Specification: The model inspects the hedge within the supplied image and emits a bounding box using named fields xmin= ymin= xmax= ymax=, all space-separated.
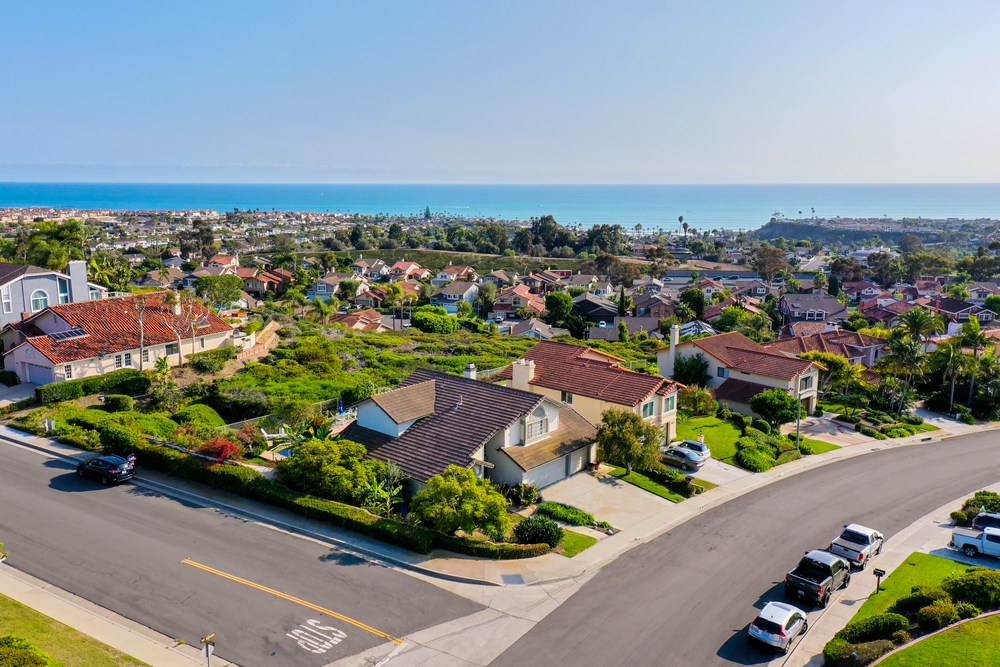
xmin=536 ymin=501 xmax=595 ymax=526
xmin=736 ymin=447 xmax=774 ymax=472
xmin=835 ymin=613 xmax=908 ymax=644
xmin=103 ymin=394 xmax=134 ymax=413
xmin=751 ymin=419 xmax=771 ymax=434
xmin=775 ymin=449 xmax=802 ymax=465
xmin=917 ymin=602 xmax=959 ymax=631
xmin=187 ymin=346 xmax=238 ymax=373
xmin=888 ymin=585 xmax=949 ymax=616
xmin=173 ymin=404 xmax=226 ymax=428
xmin=0 ymin=370 xmax=19 ymax=387
xmin=97 ymin=424 xmax=549 ymax=559
xmin=941 ymin=568 xmax=1000 ymax=610
xmin=823 ymin=638 xmax=894 ymax=667
xmin=512 ymin=516 xmax=564 ymax=548
xmin=35 ymin=368 xmax=147 ymax=404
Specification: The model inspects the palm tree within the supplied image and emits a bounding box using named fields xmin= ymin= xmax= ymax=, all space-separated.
xmin=673 ymin=304 xmax=693 ymax=323
xmin=898 ymin=308 xmax=944 ymax=350
xmin=960 ymin=317 xmax=990 ymax=404
xmin=309 ymin=296 xmax=333 ymax=324
xmin=931 ymin=338 xmax=973 ymax=414
xmin=283 ymin=288 xmax=308 ymax=316
xmin=680 ymin=216 xmax=688 ymax=246
xmin=879 ymin=331 xmax=927 ymax=413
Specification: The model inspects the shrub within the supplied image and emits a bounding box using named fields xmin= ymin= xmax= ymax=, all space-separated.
xmin=510 ymin=482 xmax=540 ymax=507
xmin=173 ymin=404 xmax=226 ymax=428
xmin=799 ymin=440 xmax=818 ymax=455
xmin=888 ymin=586 xmax=950 ymax=616
xmin=917 ymin=602 xmax=959 ymax=631
xmin=751 ymin=419 xmax=771 ymax=434
xmin=890 ymin=630 xmax=911 ymax=645
xmin=813 ymin=408 xmax=824 ymax=417
xmin=942 ymin=568 xmax=1000 ymax=610
xmin=0 ymin=370 xmax=19 ymax=387
xmin=776 ymin=449 xmax=802 ymax=465
xmin=899 ymin=414 xmax=924 ymax=425
xmin=103 ymin=394 xmax=134 ymax=413
xmin=57 ymin=429 xmax=101 ymax=451
xmin=960 ymin=412 xmax=976 ymax=425
xmin=198 ymin=436 xmax=243 ymax=461
xmin=536 ymin=501 xmax=595 ymax=526
xmin=0 ymin=635 xmax=55 ymax=667
xmin=822 ymin=638 xmax=894 ymax=667
xmin=232 ymin=422 xmax=268 ymax=457
xmin=743 ymin=427 xmax=768 ymax=441
xmin=35 ymin=368 xmax=144 ymax=404
xmin=513 ymin=516 xmax=564 ymax=548
xmin=836 ymin=413 xmax=861 ymax=424
xmin=951 ymin=511 xmax=970 ymax=526
xmin=118 ymin=375 xmax=152 ymax=396
xmin=956 ymin=602 xmax=981 ymax=619
xmin=835 ymin=612 xmax=908 ymax=644
xmin=736 ymin=447 xmax=774 ymax=472
xmin=963 ymin=490 xmax=1000 ymax=515
xmin=856 ymin=424 xmax=887 ymax=439
xmin=188 ymin=347 xmax=238 ymax=373
xmin=731 ymin=413 xmax=753 ymax=432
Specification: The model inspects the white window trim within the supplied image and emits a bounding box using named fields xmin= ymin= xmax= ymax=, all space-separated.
xmin=114 ymin=354 xmax=123 ymax=369
xmin=0 ymin=285 xmax=10 ymax=314
xmin=58 ymin=278 xmax=70 ymax=304
xmin=142 ymin=349 xmax=150 ymax=363
xmin=30 ymin=289 xmax=49 ymax=313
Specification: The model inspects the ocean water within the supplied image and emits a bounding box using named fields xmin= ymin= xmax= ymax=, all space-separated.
xmin=1 ymin=182 xmax=999 ymax=231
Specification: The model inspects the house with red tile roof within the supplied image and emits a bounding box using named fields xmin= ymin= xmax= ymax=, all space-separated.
xmin=327 ymin=309 xmax=391 ymax=332
xmin=761 ymin=330 xmax=887 ymax=367
xmin=656 ymin=329 xmax=823 ymax=415
xmin=495 ymin=339 xmax=683 ymax=441
xmin=1 ymin=293 xmax=237 ymax=385
xmin=492 ymin=284 xmax=544 ymax=321
xmin=203 ymin=255 xmax=239 ymax=269
xmin=387 ymin=261 xmax=431 ymax=282
xmin=430 ymin=263 xmax=478 ymax=285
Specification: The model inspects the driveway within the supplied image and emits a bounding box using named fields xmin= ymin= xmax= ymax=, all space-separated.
xmin=540 ymin=469 xmax=677 ymax=530
xmin=0 ymin=382 xmax=37 ymax=407
xmin=692 ymin=457 xmax=751 ymax=486
xmin=781 ymin=413 xmax=873 ymax=447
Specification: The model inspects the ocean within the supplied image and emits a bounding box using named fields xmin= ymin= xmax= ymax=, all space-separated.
xmin=1 ymin=182 xmax=999 ymax=231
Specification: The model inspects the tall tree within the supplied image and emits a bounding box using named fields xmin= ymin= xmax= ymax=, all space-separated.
xmin=596 ymin=408 xmax=662 ymax=475
xmin=930 ymin=338 xmax=972 ymax=414
xmin=751 ymin=246 xmax=790 ymax=284
xmin=961 ymin=317 xmax=990 ymax=405
xmin=193 ymin=274 xmax=245 ymax=313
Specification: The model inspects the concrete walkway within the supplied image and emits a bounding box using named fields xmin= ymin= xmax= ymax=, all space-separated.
xmin=780 ymin=482 xmax=1000 ymax=667
xmin=0 ymin=382 xmax=37 ymax=407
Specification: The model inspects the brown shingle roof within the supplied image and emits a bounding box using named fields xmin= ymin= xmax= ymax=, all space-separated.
xmin=501 ymin=407 xmax=594 ymax=471
xmin=370 ymin=380 xmax=436 ymax=423
xmin=663 ymin=331 xmax=820 ymax=381
xmin=714 ymin=378 xmax=782 ymax=404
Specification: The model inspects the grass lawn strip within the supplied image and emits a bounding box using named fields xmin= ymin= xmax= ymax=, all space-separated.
xmin=609 ymin=467 xmax=684 ymax=503
xmin=798 ymin=437 xmax=840 ymax=454
xmin=558 ymin=530 xmax=599 ymax=558
xmin=0 ymin=592 xmax=148 ymax=667
xmin=877 ymin=612 xmax=1000 ymax=667
xmin=853 ymin=552 xmax=970 ymax=621
xmin=675 ymin=416 xmax=742 ymax=464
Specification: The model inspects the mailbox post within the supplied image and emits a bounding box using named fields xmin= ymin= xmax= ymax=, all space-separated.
xmin=873 ymin=568 xmax=886 ymax=594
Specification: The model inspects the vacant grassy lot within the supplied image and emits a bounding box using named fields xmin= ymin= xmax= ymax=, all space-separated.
xmin=0 ymin=592 xmax=147 ymax=667
xmin=675 ymin=416 xmax=742 ymax=463
xmin=878 ymin=613 xmax=1000 ymax=667
xmin=853 ymin=552 xmax=971 ymax=621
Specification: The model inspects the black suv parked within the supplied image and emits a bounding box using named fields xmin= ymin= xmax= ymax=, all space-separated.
xmin=76 ymin=456 xmax=135 ymax=486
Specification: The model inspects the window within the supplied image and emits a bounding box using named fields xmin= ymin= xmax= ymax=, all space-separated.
xmin=58 ymin=278 xmax=70 ymax=304
xmin=30 ymin=290 xmax=48 ymax=312
xmin=665 ymin=395 xmax=676 ymax=412
xmin=142 ymin=349 xmax=150 ymax=363
xmin=64 ymin=365 xmax=72 ymax=379
xmin=89 ymin=289 xmax=101 ymax=300
xmin=717 ymin=367 xmax=729 ymax=378
xmin=166 ymin=343 xmax=179 ymax=355
xmin=0 ymin=285 xmax=10 ymax=314
xmin=114 ymin=354 xmax=123 ymax=369
xmin=642 ymin=401 xmax=655 ymax=418
xmin=800 ymin=375 xmax=813 ymax=391
xmin=526 ymin=418 xmax=548 ymax=440
xmin=124 ymin=352 xmax=132 ymax=367
xmin=199 ymin=337 xmax=206 ymax=350
xmin=560 ymin=391 xmax=573 ymax=405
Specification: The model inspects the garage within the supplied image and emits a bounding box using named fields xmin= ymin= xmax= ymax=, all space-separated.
xmin=526 ymin=457 xmax=567 ymax=489
xmin=568 ymin=447 xmax=588 ymax=475
xmin=24 ymin=363 xmax=53 ymax=385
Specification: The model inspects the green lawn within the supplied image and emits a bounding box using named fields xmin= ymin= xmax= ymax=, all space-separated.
xmin=0 ymin=592 xmax=147 ymax=667
xmin=817 ymin=399 xmax=852 ymax=414
xmin=878 ymin=613 xmax=1000 ymax=667
xmin=558 ymin=530 xmax=599 ymax=558
xmin=608 ymin=467 xmax=715 ymax=503
xmin=799 ymin=437 xmax=840 ymax=455
xmin=675 ymin=416 xmax=742 ymax=463
xmin=853 ymin=552 xmax=971 ymax=621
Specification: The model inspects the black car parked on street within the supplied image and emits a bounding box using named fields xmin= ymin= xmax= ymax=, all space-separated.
xmin=76 ymin=455 xmax=135 ymax=486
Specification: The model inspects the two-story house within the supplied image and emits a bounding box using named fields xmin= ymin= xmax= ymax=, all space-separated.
xmin=633 ymin=291 xmax=675 ymax=318
xmin=761 ymin=329 xmax=887 ymax=367
xmin=657 ymin=328 xmax=823 ymax=416
xmin=571 ymin=292 xmax=618 ymax=323
xmin=521 ymin=270 xmax=566 ymax=295
xmin=430 ymin=263 xmax=478 ymax=286
xmin=386 ymin=261 xmax=431 ymax=282
xmin=340 ymin=367 xmax=596 ymax=491
xmin=203 ymin=255 xmax=239 ymax=270
xmin=778 ymin=293 xmax=849 ymax=324
xmin=350 ymin=257 xmax=388 ymax=279
xmin=429 ymin=282 xmax=479 ymax=313
xmin=841 ymin=281 xmax=882 ymax=302
xmin=0 ymin=261 xmax=106 ymax=329
xmin=482 ymin=270 xmax=518 ymax=287
xmin=492 ymin=285 xmax=543 ymax=321
xmin=927 ymin=297 xmax=996 ymax=326
xmin=496 ymin=340 xmax=683 ymax=442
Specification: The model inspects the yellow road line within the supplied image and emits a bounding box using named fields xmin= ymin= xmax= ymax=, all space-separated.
xmin=180 ymin=558 xmax=402 ymax=644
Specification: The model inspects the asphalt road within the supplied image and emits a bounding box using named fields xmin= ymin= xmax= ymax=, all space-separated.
xmin=492 ymin=431 xmax=1000 ymax=667
xmin=0 ymin=443 xmax=482 ymax=667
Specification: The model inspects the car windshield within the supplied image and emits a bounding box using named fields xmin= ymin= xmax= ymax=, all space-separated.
xmin=796 ymin=560 xmax=829 ymax=580
xmin=839 ymin=530 xmax=869 ymax=545
xmin=753 ymin=617 xmax=782 ymax=635
xmin=683 ymin=442 xmax=708 ymax=452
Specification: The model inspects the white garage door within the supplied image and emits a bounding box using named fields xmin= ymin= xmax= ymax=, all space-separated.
xmin=568 ymin=448 xmax=587 ymax=475
xmin=528 ymin=457 xmax=567 ymax=489
xmin=25 ymin=364 xmax=53 ymax=385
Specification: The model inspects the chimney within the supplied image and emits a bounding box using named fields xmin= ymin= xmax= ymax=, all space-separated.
xmin=665 ymin=324 xmax=681 ymax=379
xmin=464 ymin=363 xmax=477 ymax=380
xmin=20 ymin=312 xmax=29 ymax=321
xmin=67 ymin=260 xmax=91 ymax=302
xmin=511 ymin=359 xmax=535 ymax=391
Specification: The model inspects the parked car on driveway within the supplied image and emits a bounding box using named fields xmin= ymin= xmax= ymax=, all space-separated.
xmin=748 ymin=601 xmax=808 ymax=654
xmin=669 ymin=439 xmax=712 ymax=466
xmin=828 ymin=524 xmax=884 ymax=569
xmin=972 ymin=511 xmax=1000 ymax=530
xmin=784 ymin=550 xmax=851 ymax=607
xmin=661 ymin=446 xmax=706 ymax=472
xmin=951 ymin=525 xmax=1000 ymax=559
xmin=76 ymin=455 xmax=135 ymax=486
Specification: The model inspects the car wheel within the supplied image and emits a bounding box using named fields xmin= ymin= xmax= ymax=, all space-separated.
xmin=802 ymin=621 xmax=808 ymax=633
xmin=76 ymin=468 xmax=84 ymax=477
xmin=859 ymin=558 xmax=867 ymax=571
xmin=820 ymin=592 xmax=831 ymax=608
xmin=680 ymin=463 xmax=690 ymax=471
xmin=101 ymin=475 xmax=110 ymax=486
xmin=843 ymin=573 xmax=852 ymax=589
xmin=964 ymin=545 xmax=978 ymax=559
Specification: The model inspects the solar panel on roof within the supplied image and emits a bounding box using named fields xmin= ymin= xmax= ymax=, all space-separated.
xmin=48 ymin=329 xmax=88 ymax=341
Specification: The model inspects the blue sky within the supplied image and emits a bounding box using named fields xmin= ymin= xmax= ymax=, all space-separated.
xmin=2 ymin=1 xmax=999 ymax=184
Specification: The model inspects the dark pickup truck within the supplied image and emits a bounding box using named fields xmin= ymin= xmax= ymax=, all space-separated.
xmin=784 ymin=550 xmax=852 ymax=607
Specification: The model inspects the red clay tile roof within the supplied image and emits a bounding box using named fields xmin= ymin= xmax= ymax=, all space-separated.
xmin=495 ymin=339 xmax=680 ymax=407
xmin=715 ymin=378 xmax=784 ymax=404
xmin=6 ymin=293 xmax=233 ymax=365
xmin=667 ymin=331 xmax=820 ymax=381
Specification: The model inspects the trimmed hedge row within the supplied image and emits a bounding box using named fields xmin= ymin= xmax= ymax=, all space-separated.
xmin=834 ymin=612 xmax=908 ymax=645
xmin=96 ymin=424 xmax=549 ymax=559
xmin=536 ymin=501 xmax=595 ymax=526
xmin=0 ymin=634 xmax=58 ymax=666
xmin=0 ymin=370 xmax=19 ymax=387
xmin=35 ymin=368 xmax=150 ymax=404
xmin=823 ymin=638 xmax=894 ymax=667
xmin=187 ymin=346 xmax=238 ymax=373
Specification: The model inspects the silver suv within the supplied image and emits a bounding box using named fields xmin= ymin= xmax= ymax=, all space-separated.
xmin=749 ymin=601 xmax=807 ymax=654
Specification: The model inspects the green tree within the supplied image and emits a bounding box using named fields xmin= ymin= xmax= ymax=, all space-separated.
xmin=751 ymin=246 xmax=790 ymax=284
xmin=276 ymin=438 xmax=383 ymax=503
xmin=596 ymin=408 xmax=662 ymax=475
xmin=544 ymin=291 xmax=573 ymax=325
xmin=193 ymin=274 xmax=245 ymax=312
xmin=617 ymin=285 xmax=630 ymax=316
xmin=456 ymin=299 xmax=473 ymax=317
xmin=409 ymin=465 xmax=511 ymax=536
xmin=984 ymin=295 xmax=1000 ymax=317
xmin=961 ymin=317 xmax=990 ymax=405
xmin=617 ymin=320 xmax=629 ymax=343
xmin=679 ymin=288 xmax=705 ymax=319
xmin=827 ymin=274 xmax=841 ymax=297
xmin=475 ymin=281 xmax=498 ymax=315
xmin=749 ymin=387 xmax=802 ymax=429
xmin=930 ymin=338 xmax=972 ymax=414
xmin=671 ymin=353 xmax=710 ymax=387
xmin=309 ymin=296 xmax=334 ymax=324
xmin=26 ymin=219 xmax=87 ymax=271
xmin=898 ymin=308 xmax=944 ymax=347
xmin=800 ymin=351 xmax=849 ymax=396
xmin=716 ymin=305 xmax=749 ymax=331
xmin=338 ymin=278 xmax=361 ymax=300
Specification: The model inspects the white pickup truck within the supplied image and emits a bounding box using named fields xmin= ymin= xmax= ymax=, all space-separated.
xmin=950 ymin=526 xmax=1000 ymax=559
xmin=827 ymin=524 xmax=884 ymax=569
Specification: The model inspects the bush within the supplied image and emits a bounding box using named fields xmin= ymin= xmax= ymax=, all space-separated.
xmin=823 ymin=638 xmax=894 ymax=667
xmin=917 ymin=602 xmax=959 ymax=631
xmin=856 ymin=424 xmax=887 ymax=439
xmin=435 ymin=534 xmax=550 ymax=559
xmin=813 ymin=408 xmax=824 ymax=417
xmin=0 ymin=370 xmax=19 ymax=387
xmin=731 ymin=413 xmax=753 ymax=432
xmin=188 ymin=346 xmax=238 ymax=373
xmin=410 ymin=312 xmax=460 ymax=334
xmin=962 ymin=490 xmax=1000 ymax=515
xmin=942 ymin=568 xmax=1000 ymax=610
xmin=899 ymin=414 xmax=924 ymax=425
xmin=956 ymin=602 xmax=981 ymax=619
xmin=776 ymin=449 xmax=802 ymax=465
xmin=736 ymin=447 xmax=774 ymax=472
xmin=835 ymin=612 xmax=909 ymax=644
xmin=951 ymin=511 xmax=970 ymax=526
xmin=888 ymin=586 xmax=950 ymax=616
xmin=0 ymin=635 xmax=55 ymax=667
xmin=103 ymin=394 xmax=134 ymax=413
xmin=836 ymin=413 xmax=861 ymax=424
xmin=536 ymin=501 xmax=595 ymax=526
xmin=799 ymin=440 xmax=818 ymax=455
xmin=751 ymin=419 xmax=771 ymax=434
xmin=890 ymin=630 xmax=911 ymax=645
xmin=198 ymin=436 xmax=243 ymax=461
xmin=173 ymin=404 xmax=226 ymax=428
xmin=513 ymin=516 xmax=564 ymax=548
xmin=35 ymin=368 xmax=144 ymax=404
xmin=959 ymin=412 xmax=976 ymax=425
xmin=510 ymin=482 xmax=540 ymax=507
xmin=118 ymin=375 xmax=152 ymax=396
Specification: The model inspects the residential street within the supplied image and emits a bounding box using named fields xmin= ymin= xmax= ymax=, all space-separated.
xmin=0 ymin=443 xmax=482 ymax=667
xmin=491 ymin=430 xmax=1000 ymax=667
